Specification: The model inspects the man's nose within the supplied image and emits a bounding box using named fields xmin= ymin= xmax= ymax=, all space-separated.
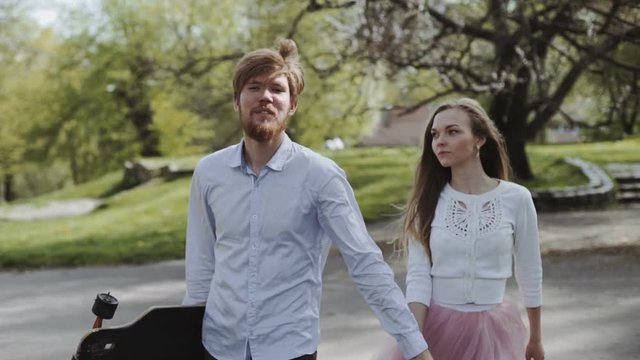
xmin=258 ymin=88 xmax=273 ymax=102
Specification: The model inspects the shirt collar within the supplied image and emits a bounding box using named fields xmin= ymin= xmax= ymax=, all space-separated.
xmin=226 ymin=133 xmax=293 ymax=173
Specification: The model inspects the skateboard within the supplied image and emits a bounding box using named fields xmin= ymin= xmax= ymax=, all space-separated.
xmin=72 ymin=293 xmax=206 ymax=360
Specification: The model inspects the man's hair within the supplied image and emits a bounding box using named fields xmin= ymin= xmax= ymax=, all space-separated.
xmin=232 ymin=38 xmax=305 ymax=101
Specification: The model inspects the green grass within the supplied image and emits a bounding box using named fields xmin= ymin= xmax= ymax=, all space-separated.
xmin=1 ymin=137 xmax=639 ymax=270
xmin=528 ymin=136 xmax=640 ymax=165
xmin=35 ymin=172 xmax=125 ymax=201
xmin=0 ymin=178 xmax=191 ymax=269
xmin=519 ymin=152 xmax=588 ymax=190
xmin=328 ymin=147 xmax=420 ymax=222
xmin=524 ymin=136 xmax=640 ymax=189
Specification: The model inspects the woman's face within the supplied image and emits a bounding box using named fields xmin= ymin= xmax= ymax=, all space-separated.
xmin=430 ymin=108 xmax=483 ymax=168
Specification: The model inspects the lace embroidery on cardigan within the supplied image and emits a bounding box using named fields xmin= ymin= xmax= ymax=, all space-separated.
xmin=444 ymin=197 xmax=502 ymax=239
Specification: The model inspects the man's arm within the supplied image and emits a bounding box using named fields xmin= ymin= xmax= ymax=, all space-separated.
xmin=316 ymin=174 xmax=429 ymax=359
xmin=183 ymin=170 xmax=217 ymax=305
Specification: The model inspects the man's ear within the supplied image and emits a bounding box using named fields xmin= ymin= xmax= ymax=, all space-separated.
xmin=289 ymin=96 xmax=298 ymax=116
xmin=233 ymin=95 xmax=240 ymax=112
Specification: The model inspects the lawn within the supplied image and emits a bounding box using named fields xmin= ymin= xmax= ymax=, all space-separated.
xmin=1 ymin=137 xmax=639 ymax=269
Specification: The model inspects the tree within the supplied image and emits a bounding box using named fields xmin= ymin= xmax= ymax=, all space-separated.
xmin=342 ymin=0 xmax=640 ymax=179
xmin=0 ymin=0 xmax=41 ymax=201
xmin=589 ymin=43 xmax=640 ymax=138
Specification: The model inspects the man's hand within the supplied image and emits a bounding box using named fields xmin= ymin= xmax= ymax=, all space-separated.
xmin=411 ymin=350 xmax=434 ymax=360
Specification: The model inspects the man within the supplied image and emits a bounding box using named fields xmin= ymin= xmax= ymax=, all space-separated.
xmin=183 ymin=38 xmax=432 ymax=360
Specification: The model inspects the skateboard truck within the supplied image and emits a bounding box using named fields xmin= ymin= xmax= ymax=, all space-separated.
xmin=91 ymin=292 xmax=118 ymax=329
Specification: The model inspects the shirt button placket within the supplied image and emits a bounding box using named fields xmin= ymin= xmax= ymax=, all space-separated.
xmin=248 ymin=177 xmax=260 ymax=331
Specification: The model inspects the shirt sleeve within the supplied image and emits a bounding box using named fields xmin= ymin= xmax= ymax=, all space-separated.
xmin=316 ymin=173 xmax=428 ymax=358
xmin=406 ymin=238 xmax=432 ymax=306
xmin=513 ymin=189 xmax=543 ymax=307
xmin=183 ymin=169 xmax=217 ymax=305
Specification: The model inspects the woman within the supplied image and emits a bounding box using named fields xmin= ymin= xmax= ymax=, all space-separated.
xmin=379 ymin=98 xmax=544 ymax=359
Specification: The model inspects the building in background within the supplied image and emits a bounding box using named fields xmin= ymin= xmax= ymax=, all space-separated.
xmin=359 ymin=105 xmax=431 ymax=146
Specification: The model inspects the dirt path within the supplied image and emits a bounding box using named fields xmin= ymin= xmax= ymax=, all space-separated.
xmin=0 ymin=198 xmax=102 ymax=221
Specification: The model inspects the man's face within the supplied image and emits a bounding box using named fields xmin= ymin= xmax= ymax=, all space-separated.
xmin=234 ymin=73 xmax=297 ymax=142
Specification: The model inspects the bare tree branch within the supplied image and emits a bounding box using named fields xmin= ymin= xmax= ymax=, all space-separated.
xmin=426 ymin=5 xmax=495 ymax=40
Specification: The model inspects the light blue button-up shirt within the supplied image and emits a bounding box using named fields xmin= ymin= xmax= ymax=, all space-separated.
xmin=183 ymin=135 xmax=427 ymax=360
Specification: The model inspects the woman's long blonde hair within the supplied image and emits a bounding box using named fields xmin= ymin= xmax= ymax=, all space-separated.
xmin=403 ymin=98 xmax=511 ymax=260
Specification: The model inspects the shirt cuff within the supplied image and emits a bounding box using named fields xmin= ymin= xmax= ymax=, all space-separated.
xmin=182 ymin=290 xmax=206 ymax=306
xmin=523 ymin=294 xmax=543 ymax=308
xmin=397 ymin=331 xmax=428 ymax=359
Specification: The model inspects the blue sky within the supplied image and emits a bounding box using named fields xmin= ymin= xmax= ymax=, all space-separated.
xmin=29 ymin=0 xmax=98 ymax=27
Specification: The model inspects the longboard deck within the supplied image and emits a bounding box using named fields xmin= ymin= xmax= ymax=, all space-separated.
xmin=72 ymin=305 xmax=205 ymax=360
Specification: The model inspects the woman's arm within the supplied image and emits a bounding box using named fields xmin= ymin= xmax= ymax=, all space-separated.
xmin=409 ymin=302 xmax=429 ymax=331
xmin=526 ymin=306 xmax=544 ymax=359
xmin=406 ymin=239 xmax=433 ymax=313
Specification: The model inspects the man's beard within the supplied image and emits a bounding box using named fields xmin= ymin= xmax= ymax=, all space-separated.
xmin=241 ymin=111 xmax=288 ymax=142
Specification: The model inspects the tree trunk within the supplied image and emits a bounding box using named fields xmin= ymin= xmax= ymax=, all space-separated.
xmin=68 ymin=131 xmax=80 ymax=185
xmin=3 ymin=173 xmax=16 ymax=202
xmin=505 ymin=137 xmax=534 ymax=180
xmin=130 ymin=102 xmax=161 ymax=157
xmin=489 ymin=69 xmax=535 ymax=181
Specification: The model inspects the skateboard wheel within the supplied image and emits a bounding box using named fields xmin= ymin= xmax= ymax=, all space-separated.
xmin=92 ymin=292 xmax=119 ymax=320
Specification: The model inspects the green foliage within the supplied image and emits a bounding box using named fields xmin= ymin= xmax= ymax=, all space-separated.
xmin=2 ymin=139 xmax=640 ymax=269
xmin=4 ymin=0 xmax=638 ymax=200
xmin=151 ymin=93 xmax=213 ymax=156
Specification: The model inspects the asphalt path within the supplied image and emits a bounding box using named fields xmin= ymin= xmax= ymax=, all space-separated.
xmin=1 ymin=250 xmax=639 ymax=360
xmin=1 ymin=206 xmax=639 ymax=359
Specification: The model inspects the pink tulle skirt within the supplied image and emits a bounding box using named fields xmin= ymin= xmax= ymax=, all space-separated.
xmin=373 ymin=300 xmax=527 ymax=360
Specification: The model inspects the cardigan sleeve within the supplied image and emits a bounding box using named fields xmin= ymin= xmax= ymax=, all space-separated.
xmin=406 ymin=238 xmax=433 ymax=306
xmin=513 ymin=189 xmax=543 ymax=307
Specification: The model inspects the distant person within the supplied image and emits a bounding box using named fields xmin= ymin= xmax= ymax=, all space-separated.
xmin=324 ymin=136 xmax=345 ymax=151
xmin=182 ymin=38 xmax=432 ymax=360
xmin=377 ymin=98 xmax=544 ymax=360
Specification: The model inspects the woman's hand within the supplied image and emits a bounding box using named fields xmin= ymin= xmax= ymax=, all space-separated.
xmin=525 ymin=340 xmax=544 ymax=359
xmin=412 ymin=350 xmax=434 ymax=360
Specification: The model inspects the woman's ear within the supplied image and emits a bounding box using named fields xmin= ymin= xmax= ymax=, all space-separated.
xmin=477 ymin=137 xmax=487 ymax=148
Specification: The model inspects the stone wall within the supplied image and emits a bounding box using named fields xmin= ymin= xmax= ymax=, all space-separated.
xmin=122 ymin=160 xmax=193 ymax=188
xmin=531 ymin=157 xmax=615 ymax=211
